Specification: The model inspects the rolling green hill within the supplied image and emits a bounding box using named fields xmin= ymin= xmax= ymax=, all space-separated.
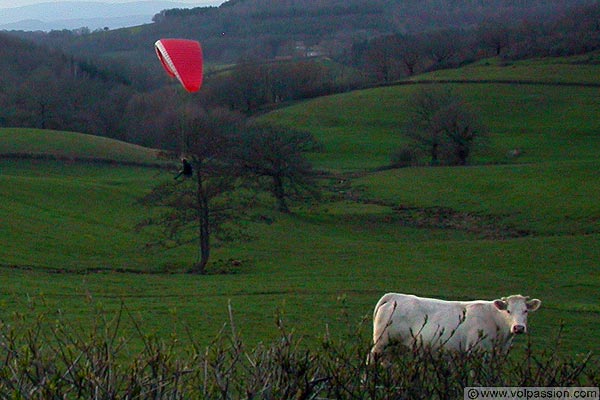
xmin=412 ymin=53 xmax=600 ymax=85
xmin=0 ymin=129 xmax=169 ymax=272
xmin=0 ymin=56 xmax=599 ymax=357
xmin=0 ymin=128 xmax=163 ymax=164
xmin=264 ymin=56 xmax=600 ymax=171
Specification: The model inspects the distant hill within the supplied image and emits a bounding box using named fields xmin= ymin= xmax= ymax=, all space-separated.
xmin=0 ymin=32 xmax=139 ymax=139
xmin=11 ymin=0 xmax=597 ymax=64
xmin=2 ymin=0 xmax=599 ymax=145
xmin=0 ymin=1 xmax=216 ymax=31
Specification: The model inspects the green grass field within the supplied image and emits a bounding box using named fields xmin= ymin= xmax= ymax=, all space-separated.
xmin=264 ymin=82 xmax=600 ymax=170
xmin=1 ymin=56 xmax=599 ymax=357
xmin=413 ymin=53 xmax=600 ymax=85
xmin=0 ymin=128 xmax=162 ymax=164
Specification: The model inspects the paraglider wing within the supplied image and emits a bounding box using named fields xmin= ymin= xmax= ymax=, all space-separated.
xmin=154 ymin=39 xmax=203 ymax=92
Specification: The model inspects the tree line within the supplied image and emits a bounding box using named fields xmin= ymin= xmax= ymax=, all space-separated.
xmin=1 ymin=2 xmax=598 ymax=149
xmin=10 ymin=0 xmax=596 ymax=68
xmin=349 ymin=3 xmax=600 ymax=82
xmin=0 ymin=34 xmax=135 ymax=137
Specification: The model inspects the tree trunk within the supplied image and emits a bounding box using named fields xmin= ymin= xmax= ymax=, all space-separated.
xmin=273 ymin=175 xmax=290 ymax=213
xmin=456 ymin=145 xmax=469 ymax=166
xmin=193 ymin=164 xmax=210 ymax=274
xmin=430 ymin=142 xmax=439 ymax=166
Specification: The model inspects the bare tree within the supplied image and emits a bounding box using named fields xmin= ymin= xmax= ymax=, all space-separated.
xmin=424 ymin=29 xmax=464 ymax=70
xmin=403 ymin=88 xmax=447 ymax=166
xmin=397 ymin=34 xmax=425 ymax=76
xmin=364 ymin=35 xmax=404 ymax=82
xmin=139 ymin=107 xmax=246 ymax=274
xmin=121 ymin=88 xmax=181 ymax=148
xmin=434 ymin=98 xmax=485 ymax=165
xmin=230 ymin=57 xmax=270 ymax=112
xmin=235 ymin=123 xmax=319 ymax=213
xmin=16 ymin=68 xmax=63 ymax=129
xmin=401 ymin=87 xmax=486 ymax=166
xmin=477 ymin=21 xmax=512 ymax=56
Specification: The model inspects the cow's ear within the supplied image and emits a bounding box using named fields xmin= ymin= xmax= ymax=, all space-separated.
xmin=526 ymin=299 xmax=541 ymax=311
xmin=493 ymin=299 xmax=508 ymax=310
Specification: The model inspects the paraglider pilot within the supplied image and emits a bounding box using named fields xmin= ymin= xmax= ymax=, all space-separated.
xmin=174 ymin=158 xmax=193 ymax=180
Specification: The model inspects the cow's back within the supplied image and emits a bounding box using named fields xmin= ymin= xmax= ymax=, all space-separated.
xmin=373 ymin=293 xmax=468 ymax=349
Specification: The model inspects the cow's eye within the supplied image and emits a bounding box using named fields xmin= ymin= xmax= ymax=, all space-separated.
xmin=506 ymin=310 xmax=511 ymax=314
xmin=523 ymin=310 xmax=528 ymax=314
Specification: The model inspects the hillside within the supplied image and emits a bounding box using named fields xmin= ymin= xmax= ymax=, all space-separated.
xmin=266 ymin=56 xmax=600 ymax=168
xmin=0 ymin=128 xmax=164 ymax=164
xmin=0 ymin=129 xmax=168 ymax=272
xmin=411 ymin=53 xmax=600 ymax=85
xmin=2 ymin=1 xmax=599 ymax=146
xmin=1 ymin=56 xmax=599 ymax=357
xmin=12 ymin=0 xmax=597 ymax=65
xmin=0 ymin=33 xmax=141 ymax=140
xmin=263 ymin=55 xmax=600 ymax=235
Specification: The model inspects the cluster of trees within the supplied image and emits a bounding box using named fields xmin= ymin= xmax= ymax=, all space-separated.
xmin=201 ymin=2 xmax=600 ymax=113
xmin=112 ymin=57 xmax=357 ymax=149
xmin=12 ymin=0 xmax=597 ymax=66
xmin=0 ymin=34 xmax=136 ymax=137
xmin=394 ymin=88 xmax=486 ymax=167
xmin=145 ymin=0 xmax=596 ymax=63
xmin=201 ymin=59 xmax=362 ymax=113
xmin=351 ymin=3 xmax=600 ymax=81
xmin=0 ymin=32 xmax=358 ymax=146
xmin=138 ymin=106 xmax=319 ymax=273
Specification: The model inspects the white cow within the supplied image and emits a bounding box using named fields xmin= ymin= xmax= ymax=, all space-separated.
xmin=369 ymin=293 xmax=541 ymax=363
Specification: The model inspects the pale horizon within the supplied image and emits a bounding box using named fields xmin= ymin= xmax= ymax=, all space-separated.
xmin=0 ymin=0 xmax=225 ymax=9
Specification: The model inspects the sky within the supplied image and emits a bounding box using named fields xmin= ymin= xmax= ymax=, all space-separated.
xmin=0 ymin=0 xmax=225 ymax=9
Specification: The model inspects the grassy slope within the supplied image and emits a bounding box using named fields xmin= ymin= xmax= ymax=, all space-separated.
xmin=259 ymin=55 xmax=600 ymax=353
xmin=413 ymin=52 xmax=600 ymax=85
xmin=0 ymin=129 xmax=171 ymax=271
xmin=0 ymin=128 xmax=162 ymax=164
xmin=1 ymin=162 xmax=157 ymax=271
xmin=1 ymin=56 xmax=599 ymax=355
xmin=264 ymin=83 xmax=600 ymax=170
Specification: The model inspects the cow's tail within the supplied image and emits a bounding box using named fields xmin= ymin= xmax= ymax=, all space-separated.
xmin=373 ymin=293 xmax=397 ymax=321
xmin=369 ymin=293 xmax=398 ymax=365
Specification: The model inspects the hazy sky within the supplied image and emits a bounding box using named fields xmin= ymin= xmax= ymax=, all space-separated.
xmin=0 ymin=0 xmax=225 ymax=9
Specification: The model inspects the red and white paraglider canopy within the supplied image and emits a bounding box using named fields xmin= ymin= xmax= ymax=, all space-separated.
xmin=154 ymin=39 xmax=203 ymax=93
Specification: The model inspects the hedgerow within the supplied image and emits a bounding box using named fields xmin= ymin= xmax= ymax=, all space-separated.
xmin=0 ymin=301 xmax=597 ymax=399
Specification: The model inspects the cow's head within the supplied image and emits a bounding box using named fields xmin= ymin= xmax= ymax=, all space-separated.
xmin=493 ymin=295 xmax=541 ymax=334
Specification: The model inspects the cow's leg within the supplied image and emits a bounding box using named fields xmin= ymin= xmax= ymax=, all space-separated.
xmin=368 ymin=336 xmax=389 ymax=365
xmin=368 ymin=301 xmax=397 ymax=365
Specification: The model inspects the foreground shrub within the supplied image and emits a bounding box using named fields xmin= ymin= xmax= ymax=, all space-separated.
xmin=0 ymin=303 xmax=597 ymax=399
